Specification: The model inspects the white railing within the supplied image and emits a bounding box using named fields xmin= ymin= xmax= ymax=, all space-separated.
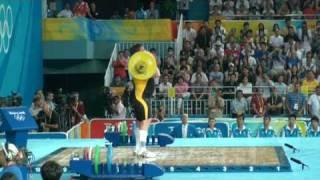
xmin=175 ymin=14 xmax=184 ymax=61
xmin=104 ymin=44 xmax=118 ymax=86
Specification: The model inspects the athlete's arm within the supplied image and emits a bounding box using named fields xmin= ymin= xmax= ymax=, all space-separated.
xmin=154 ymin=67 xmax=161 ymax=78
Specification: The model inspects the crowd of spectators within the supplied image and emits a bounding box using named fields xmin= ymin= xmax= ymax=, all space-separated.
xmin=109 ymin=17 xmax=320 ymax=120
xmin=45 ymin=0 xmax=320 ymax=20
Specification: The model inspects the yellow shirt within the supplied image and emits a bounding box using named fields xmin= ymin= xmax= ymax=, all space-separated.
xmin=301 ymin=80 xmax=319 ymax=95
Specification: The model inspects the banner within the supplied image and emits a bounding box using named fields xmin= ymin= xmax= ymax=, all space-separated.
xmin=0 ymin=0 xmax=42 ymax=105
xmin=43 ymin=18 xmax=173 ymax=41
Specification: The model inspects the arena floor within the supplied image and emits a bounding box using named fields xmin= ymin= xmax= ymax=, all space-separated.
xmin=0 ymin=138 xmax=318 ymax=180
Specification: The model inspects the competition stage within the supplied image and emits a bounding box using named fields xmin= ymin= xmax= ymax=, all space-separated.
xmin=7 ymin=137 xmax=319 ymax=180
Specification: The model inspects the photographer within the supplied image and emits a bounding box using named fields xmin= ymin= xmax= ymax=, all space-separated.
xmin=66 ymin=92 xmax=87 ymax=128
xmin=0 ymin=143 xmax=26 ymax=179
xmin=30 ymin=95 xmax=59 ymax=132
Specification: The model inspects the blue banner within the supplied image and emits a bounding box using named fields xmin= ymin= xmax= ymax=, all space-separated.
xmin=0 ymin=0 xmax=42 ymax=105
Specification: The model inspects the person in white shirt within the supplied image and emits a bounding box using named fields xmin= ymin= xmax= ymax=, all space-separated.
xmin=159 ymin=74 xmax=172 ymax=98
xmin=269 ymin=27 xmax=284 ymax=49
xmin=111 ymin=96 xmax=126 ymax=119
xmin=238 ymin=76 xmax=253 ymax=96
xmin=191 ymin=66 xmax=209 ymax=84
xmin=308 ymin=85 xmax=320 ymax=119
xmin=182 ymin=22 xmax=197 ymax=45
xmin=57 ymin=3 xmax=73 ymax=18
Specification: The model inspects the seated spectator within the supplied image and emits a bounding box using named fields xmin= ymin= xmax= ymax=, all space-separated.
xmin=171 ymin=114 xmax=199 ymax=138
xmin=262 ymin=1 xmax=275 ymax=17
xmin=195 ymin=26 xmax=211 ymax=50
xmin=286 ymin=50 xmax=300 ymax=69
xmin=191 ymin=73 xmax=208 ymax=114
xmin=159 ymin=74 xmax=172 ymax=98
xmin=46 ymin=92 xmax=56 ymax=112
xmin=182 ymin=22 xmax=197 ymax=45
xmin=212 ymin=19 xmax=227 ymax=41
xmin=164 ymin=47 xmax=177 ymax=70
xmin=0 ymin=143 xmax=25 ymax=179
xmin=89 ymin=1 xmax=100 ymax=19
xmin=208 ymin=64 xmax=224 ymax=85
xmin=302 ymin=51 xmax=316 ymax=73
xmin=267 ymin=87 xmax=283 ymax=116
xmin=298 ymin=21 xmax=312 ymax=52
xmin=224 ymin=73 xmax=238 ymax=99
xmin=238 ymin=66 xmax=254 ymax=84
xmin=175 ymin=76 xmax=190 ymax=113
xmin=274 ymin=74 xmax=287 ymax=97
xmin=301 ymin=70 xmax=319 ymax=95
xmin=287 ymin=75 xmax=299 ymax=93
xmin=251 ymin=88 xmax=266 ymax=117
xmin=231 ymin=114 xmax=250 ymax=138
xmin=286 ymin=82 xmax=305 ymax=115
xmin=73 ymin=0 xmax=92 ymax=18
xmin=146 ymin=1 xmax=159 ymax=19
xmin=281 ymin=114 xmax=302 ymax=137
xmin=308 ymin=85 xmax=320 ymax=119
xmin=240 ymin=22 xmax=250 ymax=41
xmin=224 ymin=63 xmax=239 ymax=83
xmin=270 ymin=49 xmax=286 ymax=75
xmin=111 ymin=96 xmax=126 ymax=119
xmin=307 ymin=116 xmax=320 ymax=137
xmin=136 ymin=6 xmax=147 ymax=19
xmin=205 ymin=117 xmax=222 ymax=138
xmin=57 ymin=3 xmax=73 ymax=18
xmin=257 ymin=116 xmax=276 ymax=137
xmin=211 ymin=5 xmax=222 ymax=16
xmin=237 ymin=76 xmax=253 ymax=97
xmin=231 ymin=90 xmax=248 ymax=117
xmin=222 ymin=2 xmax=234 ymax=19
xmin=190 ymin=66 xmax=208 ymax=84
xmin=208 ymin=88 xmax=225 ymax=118
xmin=256 ymin=23 xmax=268 ymax=41
xmin=256 ymin=73 xmax=274 ymax=99
xmin=209 ymin=41 xmax=224 ymax=59
xmin=269 ymin=26 xmax=284 ymax=49
xmin=41 ymin=161 xmax=63 ymax=180
xmin=67 ymin=92 xmax=86 ymax=126
xmin=284 ymin=26 xmax=300 ymax=43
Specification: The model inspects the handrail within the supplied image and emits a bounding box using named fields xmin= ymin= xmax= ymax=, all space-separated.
xmin=66 ymin=122 xmax=84 ymax=139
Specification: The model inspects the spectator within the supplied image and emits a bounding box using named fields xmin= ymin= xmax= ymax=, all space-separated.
xmin=284 ymin=26 xmax=300 ymax=43
xmin=255 ymin=73 xmax=274 ymax=99
xmin=171 ymin=114 xmax=199 ymax=138
xmin=238 ymin=76 xmax=253 ymax=97
xmin=205 ymin=117 xmax=222 ymax=138
xmin=286 ymin=82 xmax=305 ymax=115
xmin=111 ymin=11 xmax=121 ymax=19
xmin=104 ymin=87 xmax=114 ymax=117
xmin=113 ymin=51 xmax=127 ymax=81
xmin=224 ymin=63 xmax=239 ymax=84
xmin=231 ymin=114 xmax=250 ymax=138
xmin=89 ymin=1 xmax=100 ymax=19
xmin=30 ymin=95 xmax=53 ymax=132
xmin=191 ymin=73 xmax=208 ymax=114
xmin=159 ymin=74 xmax=172 ymax=98
xmin=177 ymin=0 xmax=193 ymax=20
xmin=251 ymin=88 xmax=266 ymax=117
xmin=307 ymin=116 xmax=320 ymax=137
xmin=208 ymin=64 xmax=224 ymax=85
xmin=156 ymin=105 xmax=166 ymax=122
xmin=301 ymin=71 xmax=319 ymax=95
xmin=46 ymin=92 xmax=56 ymax=112
xmin=308 ymin=85 xmax=320 ymax=119
xmin=57 ymin=3 xmax=73 ymax=18
xmin=111 ymin=76 xmax=125 ymax=87
xmin=146 ymin=1 xmax=159 ymax=19
xmin=240 ymin=22 xmax=250 ymax=41
xmin=195 ymin=26 xmax=211 ymax=50
xmin=67 ymin=92 xmax=86 ymax=126
xmin=164 ymin=47 xmax=177 ymax=69
xmin=209 ymin=0 xmax=222 ymax=15
xmin=190 ymin=66 xmax=208 ymax=84
xmin=73 ymin=0 xmax=92 ymax=18
xmin=111 ymin=96 xmax=126 ymax=119
xmin=298 ymin=21 xmax=312 ymax=52
xmin=175 ymin=76 xmax=190 ymax=113
xmin=208 ymin=88 xmax=225 ymax=118
xmin=287 ymin=75 xmax=299 ymax=92
xmin=269 ymin=26 xmax=284 ymax=49
xmin=238 ymin=66 xmax=254 ymax=84
xmin=257 ymin=115 xmax=276 ymax=137
xmin=209 ymin=41 xmax=224 ymax=59
xmin=136 ymin=5 xmax=147 ymax=19
xmin=41 ymin=161 xmax=63 ymax=180
xmin=302 ymin=51 xmax=316 ymax=73
xmin=224 ymin=73 xmax=238 ymax=99
xmin=222 ymin=2 xmax=234 ymax=19
xmin=262 ymin=1 xmax=275 ymax=17
xmin=211 ymin=5 xmax=222 ymax=16
xmin=182 ymin=22 xmax=197 ymax=45
xmin=270 ymin=49 xmax=286 ymax=75
xmin=256 ymin=23 xmax=268 ymax=42
xmin=47 ymin=0 xmax=57 ymax=17
xmin=0 ymin=143 xmax=24 ymax=180
xmin=231 ymin=90 xmax=248 ymax=117
xmin=274 ymin=74 xmax=287 ymax=97
xmin=267 ymin=87 xmax=283 ymax=116
xmin=281 ymin=114 xmax=302 ymax=137
xmin=235 ymin=0 xmax=250 ymax=12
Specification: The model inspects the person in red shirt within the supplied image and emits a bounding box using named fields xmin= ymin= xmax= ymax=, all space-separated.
xmin=251 ymin=88 xmax=266 ymax=117
xmin=73 ymin=0 xmax=93 ymax=18
xmin=69 ymin=92 xmax=86 ymax=125
xmin=113 ymin=51 xmax=128 ymax=80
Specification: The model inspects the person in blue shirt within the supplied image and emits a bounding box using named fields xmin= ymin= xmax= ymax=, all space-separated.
xmin=171 ymin=114 xmax=199 ymax=138
xmin=257 ymin=115 xmax=276 ymax=137
xmin=0 ymin=143 xmax=24 ymax=180
xmin=281 ymin=114 xmax=302 ymax=137
xmin=205 ymin=117 xmax=222 ymax=138
xmin=231 ymin=114 xmax=251 ymax=138
xmin=307 ymin=116 xmax=320 ymax=137
xmin=285 ymin=82 xmax=305 ymax=116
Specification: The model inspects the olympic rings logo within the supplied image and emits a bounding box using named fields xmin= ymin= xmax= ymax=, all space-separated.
xmin=0 ymin=4 xmax=13 ymax=54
